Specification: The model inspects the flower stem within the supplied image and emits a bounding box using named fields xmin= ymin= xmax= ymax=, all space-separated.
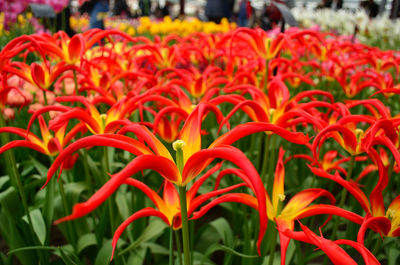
xmin=337 ymin=156 xmax=355 ymax=209
xmin=169 ymin=227 xmax=174 ymax=265
xmin=178 ymin=186 xmax=191 ymax=265
xmin=174 ymin=229 xmax=183 ymax=265
xmin=73 ymin=70 xmax=79 ymax=95
xmin=268 ymin=226 xmax=277 ymax=265
xmin=58 ymin=174 xmax=77 ymax=249
xmin=266 ymin=135 xmax=277 ymax=194
xmin=264 ymin=59 xmax=270 ymax=91
xmin=103 ymin=146 xmax=119 ymax=264
xmin=260 ymin=134 xmax=271 ymax=184
xmin=173 ymin=140 xmax=190 ymax=265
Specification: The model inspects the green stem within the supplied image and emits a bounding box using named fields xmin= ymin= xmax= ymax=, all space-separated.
xmin=61 ymin=9 xmax=66 ymax=32
xmin=248 ymin=133 xmax=257 ymax=163
xmin=103 ymin=146 xmax=118 ymax=264
xmin=43 ymin=90 xmax=48 ymax=106
xmin=73 ymin=70 xmax=79 ymax=95
xmin=264 ymin=59 xmax=269 ymax=91
xmin=242 ymin=209 xmax=251 ymax=265
xmin=173 ymin=140 xmax=190 ymax=265
xmin=268 ymin=226 xmax=277 ymax=265
xmin=58 ymin=175 xmax=77 ymax=250
xmin=174 ymin=230 xmax=183 ymax=265
xmin=372 ymin=235 xmax=382 ymax=256
xmin=178 ymin=186 xmax=191 ymax=265
xmin=169 ymin=227 xmax=174 ymax=265
xmin=81 ymin=149 xmax=100 ymax=247
xmin=260 ymin=134 xmax=271 ymax=185
xmin=266 ymin=135 xmax=277 ymax=194
xmin=338 ymin=156 xmax=355 ymax=208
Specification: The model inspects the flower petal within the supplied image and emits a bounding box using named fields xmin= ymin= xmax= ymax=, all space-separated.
xmin=111 ymin=207 xmax=169 ymax=260
xmin=183 ymin=145 xmax=267 ymax=253
xmin=46 ymin=134 xmax=153 ymax=187
xmin=280 ymin=188 xmax=335 ymax=220
xmin=54 ymin=154 xmax=179 ymax=223
xmin=272 ymin=148 xmax=286 ymax=214
xmin=211 ymin=122 xmax=310 ymax=148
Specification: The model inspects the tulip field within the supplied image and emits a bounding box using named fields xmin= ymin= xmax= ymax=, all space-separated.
xmin=1 ymin=26 xmax=400 ymax=265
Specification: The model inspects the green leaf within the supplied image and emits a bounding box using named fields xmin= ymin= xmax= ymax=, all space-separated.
xmin=86 ymin=154 xmax=101 ymax=177
xmin=205 ymin=243 xmax=258 ymax=259
xmin=0 ymin=211 xmax=36 ymax=265
xmin=119 ymin=218 xmax=167 ymax=255
xmin=64 ymin=182 xmax=87 ymax=201
xmin=0 ymin=252 xmax=9 ymax=265
xmin=285 ymin=240 xmax=296 ymax=265
xmin=209 ymin=218 xmax=234 ymax=247
xmin=0 ymin=187 xmax=23 ymax=219
xmin=8 ymin=246 xmax=57 ymax=255
xmin=58 ymin=246 xmax=79 ymax=265
xmin=30 ymin=157 xmax=48 ymax=177
xmin=126 ymin=248 xmax=147 ymax=265
xmin=192 ymin=251 xmax=216 ymax=265
xmin=142 ymin=242 xmax=169 ymax=255
xmin=0 ymin=176 xmax=9 ymax=190
xmin=77 ymin=233 xmax=97 ymax=254
xmin=116 ymin=189 xmax=130 ymax=221
xmin=388 ymin=248 xmax=400 ymax=265
xmin=22 ymin=209 xmax=46 ymax=245
xmin=95 ymin=239 xmax=112 ymax=265
xmin=20 ymin=161 xmax=34 ymax=177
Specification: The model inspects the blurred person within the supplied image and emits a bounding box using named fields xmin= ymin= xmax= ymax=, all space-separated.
xmin=238 ymin=0 xmax=253 ymax=27
xmin=360 ymin=0 xmax=379 ymax=18
xmin=90 ymin=0 xmax=109 ymax=29
xmin=316 ymin=0 xmax=332 ymax=9
xmin=331 ymin=0 xmax=343 ymax=10
xmin=260 ymin=0 xmax=284 ymax=30
xmin=113 ymin=0 xmax=131 ymax=17
xmin=316 ymin=0 xmax=342 ymax=10
xmin=79 ymin=0 xmax=109 ymax=29
xmin=139 ymin=0 xmax=150 ymax=16
xmin=162 ymin=1 xmax=173 ymax=17
xmin=54 ymin=1 xmax=75 ymax=36
xmin=154 ymin=3 xmax=163 ymax=18
xmin=195 ymin=8 xmax=207 ymax=21
xmin=205 ymin=0 xmax=230 ymax=23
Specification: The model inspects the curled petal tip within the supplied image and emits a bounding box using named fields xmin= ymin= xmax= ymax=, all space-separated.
xmin=53 ymin=216 xmax=71 ymax=225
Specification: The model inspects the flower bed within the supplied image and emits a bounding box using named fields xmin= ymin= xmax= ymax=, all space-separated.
xmin=0 ymin=28 xmax=399 ymax=265
xmin=293 ymin=7 xmax=400 ymax=50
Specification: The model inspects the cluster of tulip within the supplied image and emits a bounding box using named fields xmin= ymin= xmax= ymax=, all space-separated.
xmin=0 ymin=27 xmax=399 ymax=265
xmin=70 ymin=15 xmax=236 ymax=37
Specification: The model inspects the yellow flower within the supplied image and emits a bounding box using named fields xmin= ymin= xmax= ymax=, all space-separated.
xmin=127 ymin=27 xmax=135 ymax=36
xmin=17 ymin=14 xmax=25 ymax=24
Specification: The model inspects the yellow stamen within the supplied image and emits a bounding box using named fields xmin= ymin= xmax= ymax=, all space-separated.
xmin=387 ymin=209 xmax=396 ymax=219
xmin=278 ymin=194 xmax=286 ymax=202
xmin=173 ymin=140 xmax=186 ymax=151
xmin=355 ymin=128 xmax=364 ymax=142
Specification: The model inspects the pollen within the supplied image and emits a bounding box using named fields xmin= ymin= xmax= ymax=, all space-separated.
xmin=173 ymin=140 xmax=186 ymax=151
xmin=355 ymin=128 xmax=364 ymax=141
xmin=269 ymin=108 xmax=276 ymax=117
xmin=387 ymin=209 xmax=396 ymax=219
xmin=46 ymin=134 xmax=53 ymax=141
xmin=100 ymin=114 xmax=107 ymax=120
xmin=278 ymin=193 xmax=286 ymax=202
